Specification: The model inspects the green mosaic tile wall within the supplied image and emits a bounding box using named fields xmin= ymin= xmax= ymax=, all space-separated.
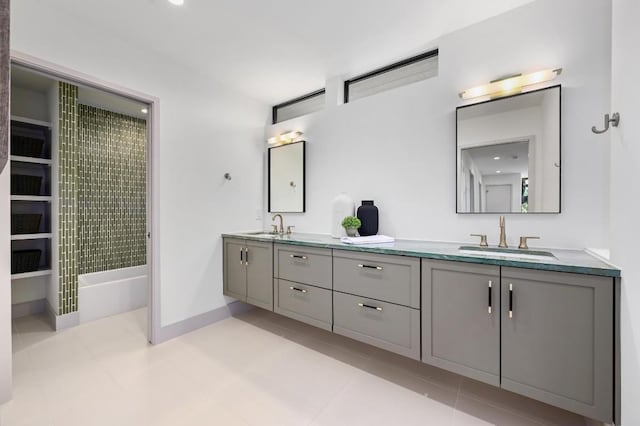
xmin=59 ymin=82 xmax=79 ymax=315
xmin=77 ymin=105 xmax=147 ymax=274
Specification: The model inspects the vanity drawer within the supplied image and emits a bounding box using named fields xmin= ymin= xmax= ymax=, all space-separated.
xmin=275 ymin=244 xmax=332 ymax=289
xmin=275 ymin=279 xmax=332 ymax=331
xmin=333 ymin=291 xmax=420 ymax=360
xmin=333 ymin=250 xmax=420 ymax=308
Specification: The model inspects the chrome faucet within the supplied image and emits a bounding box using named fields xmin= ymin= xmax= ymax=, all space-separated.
xmin=272 ymin=214 xmax=284 ymax=234
xmin=498 ymin=216 xmax=508 ymax=248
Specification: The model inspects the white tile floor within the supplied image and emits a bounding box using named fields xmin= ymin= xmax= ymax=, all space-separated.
xmin=2 ymin=308 xmax=600 ymax=426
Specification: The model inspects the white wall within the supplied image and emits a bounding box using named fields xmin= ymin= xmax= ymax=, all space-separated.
xmin=540 ymin=90 xmax=560 ymax=211
xmin=457 ymin=106 xmax=541 ymax=148
xmin=9 ymin=86 xmax=47 ymax=121
xmin=266 ymin=0 xmax=611 ymax=250
xmin=611 ymin=0 xmax=640 ymax=424
xmin=10 ymin=1 xmax=269 ymax=328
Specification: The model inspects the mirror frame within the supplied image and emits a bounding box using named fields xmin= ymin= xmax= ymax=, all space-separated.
xmin=268 ymin=140 xmax=306 ymax=213
xmin=455 ymin=84 xmax=562 ymax=214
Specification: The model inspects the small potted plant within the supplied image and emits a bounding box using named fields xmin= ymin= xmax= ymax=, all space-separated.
xmin=341 ymin=216 xmax=361 ymax=237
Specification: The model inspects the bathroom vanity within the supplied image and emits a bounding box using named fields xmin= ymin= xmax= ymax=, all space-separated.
xmin=222 ymin=232 xmax=620 ymax=424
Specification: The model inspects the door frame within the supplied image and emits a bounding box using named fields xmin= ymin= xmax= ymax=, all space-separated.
xmin=10 ymin=50 xmax=161 ymax=344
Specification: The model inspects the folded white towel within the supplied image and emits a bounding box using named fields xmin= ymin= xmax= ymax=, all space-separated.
xmin=340 ymin=235 xmax=395 ymax=245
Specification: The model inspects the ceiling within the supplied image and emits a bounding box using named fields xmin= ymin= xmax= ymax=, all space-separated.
xmin=50 ymin=0 xmax=534 ymax=105
xmin=464 ymin=140 xmax=530 ymax=176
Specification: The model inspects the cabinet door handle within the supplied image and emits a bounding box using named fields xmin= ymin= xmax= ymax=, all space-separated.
xmin=240 ymin=248 xmax=244 ymax=265
xmin=358 ymin=264 xmax=383 ymax=271
xmin=289 ymin=286 xmax=307 ymax=294
xmin=290 ymin=254 xmax=308 ymax=260
xmin=244 ymin=247 xmax=249 ymax=266
xmin=488 ymin=280 xmax=492 ymax=314
xmin=509 ymin=283 xmax=513 ymax=318
xmin=358 ymin=302 xmax=383 ymax=311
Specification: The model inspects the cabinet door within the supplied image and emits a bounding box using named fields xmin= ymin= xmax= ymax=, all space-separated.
xmin=246 ymin=240 xmax=274 ymax=311
xmin=223 ymin=238 xmax=247 ymax=300
xmin=501 ymin=268 xmax=613 ymax=423
xmin=422 ymin=260 xmax=500 ymax=386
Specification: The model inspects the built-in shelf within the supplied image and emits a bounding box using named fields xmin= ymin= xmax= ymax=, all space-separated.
xmin=11 ymin=115 xmax=52 ymax=128
xmin=11 ymin=233 xmax=53 ymax=241
xmin=10 ymin=155 xmax=53 ymax=166
xmin=10 ymin=195 xmax=52 ymax=202
xmin=11 ymin=269 xmax=52 ymax=280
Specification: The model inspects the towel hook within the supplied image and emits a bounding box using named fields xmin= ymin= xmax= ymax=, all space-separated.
xmin=592 ymin=112 xmax=620 ymax=134
xmin=224 ymin=173 xmax=232 ymax=181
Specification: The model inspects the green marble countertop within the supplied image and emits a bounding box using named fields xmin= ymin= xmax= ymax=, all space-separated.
xmin=222 ymin=231 xmax=621 ymax=278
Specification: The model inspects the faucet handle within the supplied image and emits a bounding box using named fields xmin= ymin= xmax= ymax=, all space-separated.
xmin=286 ymin=225 xmax=295 ymax=235
xmin=271 ymin=225 xmax=278 ymax=234
xmin=518 ymin=236 xmax=540 ymax=250
xmin=470 ymin=234 xmax=489 ymax=247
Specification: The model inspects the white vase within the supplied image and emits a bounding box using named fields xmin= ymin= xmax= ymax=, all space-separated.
xmin=331 ymin=193 xmax=354 ymax=238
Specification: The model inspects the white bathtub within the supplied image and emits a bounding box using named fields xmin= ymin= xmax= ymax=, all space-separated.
xmin=78 ymin=265 xmax=148 ymax=323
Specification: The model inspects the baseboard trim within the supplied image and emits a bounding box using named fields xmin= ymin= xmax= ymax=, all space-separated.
xmin=52 ymin=309 xmax=80 ymax=331
xmin=154 ymin=301 xmax=253 ymax=344
xmin=11 ymin=299 xmax=46 ymax=319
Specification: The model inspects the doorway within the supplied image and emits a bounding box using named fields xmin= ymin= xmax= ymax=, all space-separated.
xmin=485 ymin=184 xmax=512 ymax=212
xmin=9 ymin=52 xmax=160 ymax=344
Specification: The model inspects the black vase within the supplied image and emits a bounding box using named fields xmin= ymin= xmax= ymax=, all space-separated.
xmin=357 ymin=200 xmax=378 ymax=236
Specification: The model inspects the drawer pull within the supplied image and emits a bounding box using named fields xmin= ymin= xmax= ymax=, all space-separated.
xmin=357 ymin=264 xmax=383 ymax=271
xmin=289 ymin=286 xmax=307 ymax=294
xmin=509 ymin=283 xmax=513 ymax=319
xmin=239 ymin=248 xmax=244 ymax=265
xmin=358 ymin=302 xmax=383 ymax=312
xmin=290 ymin=254 xmax=308 ymax=260
xmin=488 ymin=280 xmax=492 ymax=314
xmin=244 ymin=247 xmax=249 ymax=266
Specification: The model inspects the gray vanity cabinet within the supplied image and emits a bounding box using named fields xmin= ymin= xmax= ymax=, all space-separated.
xmin=223 ymin=238 xmax=247 ymax=300
xmin=333 ymin=250 xmax=421 ymax=360
xmin=421 ymin=260 xmax=500 ymax=386
xmin=223 ymin=238 xmax=274 ymax=310
xmin=501 ymin=267 xmax=613 ymax=423
xmin=274 ymin=244 xmax=333 ymax=330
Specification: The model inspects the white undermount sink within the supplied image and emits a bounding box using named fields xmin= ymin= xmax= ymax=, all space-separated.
xmin=243 ymin=231 xmax=278 ymax=238
xmin=458 ymin=246 xmax=557 ymax=261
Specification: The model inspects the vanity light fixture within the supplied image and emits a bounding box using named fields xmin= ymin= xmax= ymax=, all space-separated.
xmin=459 ymin=68 xmax=562 ymax=100
xmin=168 ymin=0 xmax=184 ymax=5
xmin=493 ymin=156 xmax=501 ymax=160
xmin=267 ymin=130 xmax=303 ymax=146
xmin=496 ymin=170 xmax=502 ymax=174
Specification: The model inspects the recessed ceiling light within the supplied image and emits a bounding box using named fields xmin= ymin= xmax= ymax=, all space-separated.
xmin=141 ymin=108 xmax=148 ymax=114
xmin=168 ymin=0 xmax=184 ymax=5
xmin=493 ymin=156 xmax=501 ymax=160
xmin=496 ymin=170 xmax=502 ymax=174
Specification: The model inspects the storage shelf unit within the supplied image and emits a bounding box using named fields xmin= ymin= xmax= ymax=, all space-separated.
xmin=11 ymin=269 xmax=53 ymax=280
xmin=10 ymin=118 xmax=53 ymax=281
xmin=10 ymin=155 xmax=53 ymax=166
xmin=10 ymin=115 xmax=52 ymax=128
xmin=11 ymin=233 xmax=53 ymax=241
xmin=10 ymin=195 xmax=52 ymax=202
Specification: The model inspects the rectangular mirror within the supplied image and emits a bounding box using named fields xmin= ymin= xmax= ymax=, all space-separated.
xmin=268 ymin=141 xmax=305 ymax=213
xmin=456 ymin=85 xmax=561 ymax=214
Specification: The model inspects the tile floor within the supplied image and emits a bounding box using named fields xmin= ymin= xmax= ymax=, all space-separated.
xmin=2 ymin=307 xmax=601 ymax=426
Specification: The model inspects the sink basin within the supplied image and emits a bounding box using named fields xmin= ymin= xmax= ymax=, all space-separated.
xmin=243 ymin=231 xmax=278 ymax=238
xmin=458 ymin=246 xmax=556 ymax=261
